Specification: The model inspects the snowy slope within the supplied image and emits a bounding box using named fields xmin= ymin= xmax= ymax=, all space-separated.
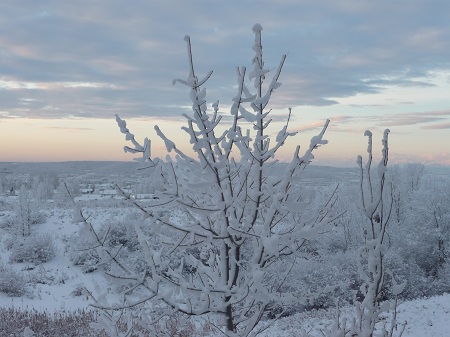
xmin=0 ymin=168 xmax=449 ymax=336
xmin=257 ymin=294 xmax=450 ymax=337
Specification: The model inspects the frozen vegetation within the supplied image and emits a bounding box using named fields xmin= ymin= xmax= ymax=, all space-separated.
xmin=0 ymin=162 xmax=449 ymax=336
xmin=1 ymin=25 xmax=450 ymax=336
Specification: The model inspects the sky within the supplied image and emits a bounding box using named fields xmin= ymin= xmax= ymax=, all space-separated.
xmin=1 ymin=0 xmax=450 ymax=166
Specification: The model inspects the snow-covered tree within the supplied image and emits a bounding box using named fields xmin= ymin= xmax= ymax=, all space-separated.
xmin=16 ymin=186 xmax=45 ymax=237
xmin=401 ymin=176 xmax=450 ymax=276
xmin=32 ymin=174 xmax=57 ymax=202
xmin=0 ymin=174 xmax=20 ymax=196
xmin=389 ymin=163 xmax=425 ymax=224
xmin=329 ymin=130 xmax=406 ymax=337
xmin=83 ymin=24 xmax=337 ymax=337
xmin=55 ymin=177 xmax=81 ymax=204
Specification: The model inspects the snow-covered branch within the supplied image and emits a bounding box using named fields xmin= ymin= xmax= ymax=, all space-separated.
xmin=88 ymin=24 xmax=338 ymax=337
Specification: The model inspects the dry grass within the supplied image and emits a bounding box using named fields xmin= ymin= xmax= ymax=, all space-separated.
xmin=0 ymin=306 xmax=108 ymax=337
xmin=0 ymin=306 xmax=215 ymax=337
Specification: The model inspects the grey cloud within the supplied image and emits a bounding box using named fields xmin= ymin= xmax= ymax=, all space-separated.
xmin=363 ymin=78 xmax=436 ymax=88
xmin=422 ymin=122 xmax=450 ymax=130
xmin=369 ymin=109 xmax=450 ymax=127
xmin=1 ymin=1 xmax=450 ymax=120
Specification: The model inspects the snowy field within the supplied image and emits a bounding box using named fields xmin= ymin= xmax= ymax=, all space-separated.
xmin=257 ymin=294 xmax=450 ymax=337
xmin=0 ymin=162 xmax=449 ymax=336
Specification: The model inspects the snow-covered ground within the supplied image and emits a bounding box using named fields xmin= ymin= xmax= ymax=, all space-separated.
xmin=1 ymin=201 xmax=449 ymax=337
xmin=0 ymin=205 xmax=112 ymax=313
xmin=257 ymin=294 xmax=450 ymax=337
xmin=0 ymin=177 xmax=449 ymax=336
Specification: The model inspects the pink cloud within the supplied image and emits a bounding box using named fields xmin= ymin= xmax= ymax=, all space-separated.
xmin=290 ymin=121 xmax=328 ymax=132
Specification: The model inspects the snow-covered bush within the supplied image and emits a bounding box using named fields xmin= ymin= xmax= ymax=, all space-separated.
xmin=402 ymin=176 xmax=450 ymax=275
xmin=28 ymin=266 xmax=57 ymax=286
xmin=69 ymin=209 xmax=145 ymax=274
xmin=385 ymin=248 xmax=434 ymax=300
xmin=0 ymin=212 xmax=14 ymax=230
xmin=382 ymin=174 xmax=450 ymax=299
xmin=0 ymin=198 xmax=7 ymax=212
xmin=0 ymin=263 xmax=26 ymax=297
xmin=69 ymin=237 xmax=102 ymax=273
xmin=82 ymin=24 xmax=337 ymax=337
xmin=7 ymin=186 xmax=46 ymax=237
xmin=296 ymin=250 xmax=360 ymax=310
xmin=10 ymin=233 xmax=56 ymax=264
xmin=103 ymin=219 xmax=140 ymax=252
xmin=153 ymin=312 xmax=199 ymax=337
xmin=434 ymin=261 xmax=450 ymax=293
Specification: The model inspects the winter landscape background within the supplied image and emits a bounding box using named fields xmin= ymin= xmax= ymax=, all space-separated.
xmin=0 ymin=161 xmax=449 ymax=336
xmin=2 ymin=2 xmax=450 ymax=336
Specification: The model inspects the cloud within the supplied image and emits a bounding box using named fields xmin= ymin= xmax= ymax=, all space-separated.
xmin=308 ymin=109 xmax=450 ymax=137
xmin=329 ymin=115 xmax=354 ymax=125
xmin=45 ymin=126 xmax=93 ymax=132
xmin=0 ymin=79 xmax=118 ymax=90
xmin=330 ymin=126 xmax=380 ymax=135
xmin=422 ymin=122 xmax=450 ymax=130
xmin=362 ymin=78 xmax=435 ymax=88
xmin=0 ymin=1 xmax=449 ymax=121
xmin=361 ymin=109 xmax=450 ymax=128
xmin=290 ymin=121 xmax=328 ymax=133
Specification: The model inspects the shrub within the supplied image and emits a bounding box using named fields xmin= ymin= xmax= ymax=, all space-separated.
xmin=0 ymin=209 xmax=46 ymax=234
xmin=0 ymin=213 xmax=18 ymax=230
xmin=0 ymin=263 xmax=26 ymax=297
xmin=10 ymin=233 xmax=56 ymax=264
xmin=103 ymin=220 xmax=140 ymax=252
xmin=68 ymin=238 xmax=101 ymax=273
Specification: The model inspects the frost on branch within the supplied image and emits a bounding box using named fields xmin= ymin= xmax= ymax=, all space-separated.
xmin=115 ymin=114 xmax=157 ymax=168
xmin=94 ymin=24 xmax=337 ymax=337
xmin=328 ymin=130 xmax=406 ymax=337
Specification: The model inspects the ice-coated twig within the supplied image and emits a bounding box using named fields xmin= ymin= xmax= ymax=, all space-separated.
xmin=94 ymin=24 xmax=337 ymax=337
xmin=336 ymin=129 xmax=404 ymax=337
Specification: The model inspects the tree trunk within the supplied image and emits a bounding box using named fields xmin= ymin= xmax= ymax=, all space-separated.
xmin=225 ymin=299 xmax=234 ymax=333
